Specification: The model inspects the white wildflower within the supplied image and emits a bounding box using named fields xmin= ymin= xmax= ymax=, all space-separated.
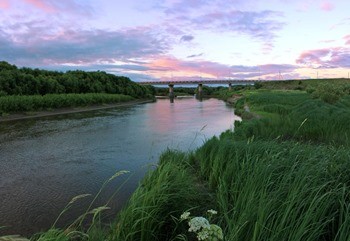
xmin=180 ymin=211 xmax=191 ymax=221
xmin=197 ymin=229 xmax=209 ymax=240
xmin=188 ymin=217 xmax=210 ymax=232
xmin=207 ymin=209 xmax=218 ymax=215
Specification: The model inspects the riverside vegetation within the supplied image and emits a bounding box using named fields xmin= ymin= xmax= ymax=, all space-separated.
xmin=2 ymin=78 xmax=350 ymax=241
xmin=0 ymin=61 xmax=155 ymax=115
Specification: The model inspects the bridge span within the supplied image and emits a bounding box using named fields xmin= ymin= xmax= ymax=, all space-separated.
xmin=139 ymin=79 xmax=257 ymax=85
xmin=139 ymin=79 xmax=288 ymax=102
xmin=138 ymin=79 xmax=262 ymax=99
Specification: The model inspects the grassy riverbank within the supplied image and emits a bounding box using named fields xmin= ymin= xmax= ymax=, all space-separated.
xmin=4 ymin=79 xmax=350 ymax=241
xmin=0 ymin=93 xmax=136 ymax=116
xmin=108 ymin=80 xmax=350 ymax=241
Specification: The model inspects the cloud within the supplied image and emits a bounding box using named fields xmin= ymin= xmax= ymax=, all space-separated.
xmin=146 ymin=57 xmax=232 ymax=78
xmin=0 ymin=0 xmax=10 ymax=9
xmin=157 ymin=0 xmax=285 ymax=44
xmin=180 ymin=35 xmax=194 ymax=42
xmin=20 ymin=0 xmax=93 ymax=15
xmin=0 ymin=25 xmax=168 ymax=66
xmin=345 ymin=35 xmax=350 ymax=45
xmin=296 ymin=48 xmax=350 ymax=68
xmin=187 ymin=53 xmax=204 ymax=58
xmin=177 ymin=10 xmax=284 ymax=43
xmin=146 ymin=56 xmax=297 ymax=80
xmin=22 ymin=0 xmax=55 ymax=12
xmin=320 ymin=1 xmax=334 ymax=11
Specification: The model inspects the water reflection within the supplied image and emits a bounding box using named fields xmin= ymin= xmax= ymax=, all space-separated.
xmin=0 ymin=98 xmax=240 ymax=236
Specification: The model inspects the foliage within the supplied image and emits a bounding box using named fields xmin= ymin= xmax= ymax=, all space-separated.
xmin=179 ymin=210 xmax=223 ymax=241
xmin=311 ymin=83 xmax=346 ymax=104
xmin=230 ymin=90 xmax=350 ymax=146
xmin=0 ymin=93 xmax=134 ymax=114
xmin=155 ymin=87 xmax=196 ymax=96
xmin=194 ymin=137 xmax=350 ymax=241
xmin=256 ymin=78 xmax=350 ymax=93
xmin=254 ymin=82 xmax=262 ymax=89
xmin=0 ymin=61 xmax=153 ymax=98
xmin=110 ymin=150 xmax=216 ymax=241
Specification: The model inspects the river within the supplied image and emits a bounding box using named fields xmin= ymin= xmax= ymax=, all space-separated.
xmin=0 ymin=97 xmax=240 ymax=236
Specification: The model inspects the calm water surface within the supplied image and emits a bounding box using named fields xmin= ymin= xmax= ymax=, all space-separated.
xmin=0 ymin=98 xmax=240 ymax=236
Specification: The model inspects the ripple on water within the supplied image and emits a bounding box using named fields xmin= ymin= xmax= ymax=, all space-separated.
xmin=0 ymin=98 xmax=239 ymax=236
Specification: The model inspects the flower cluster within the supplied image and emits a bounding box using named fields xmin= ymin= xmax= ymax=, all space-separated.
xmin=180 ymin=211 xmax=191 ymax=221
xmin=188 ymin=217 xmax=210 ymax=232
xmin=180 ymin=210 xmax=223 ymax=241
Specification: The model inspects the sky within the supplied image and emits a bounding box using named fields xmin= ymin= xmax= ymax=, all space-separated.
xmin=0 ymin=0 xmax=349 ymax=82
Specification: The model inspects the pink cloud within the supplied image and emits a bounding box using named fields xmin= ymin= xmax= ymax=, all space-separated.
xmin=297 ymin=49 xmax=330 ymax=66
xmin=345 ymin=35 xmax=350 ymax=45
xmin=0 ymin=24 xmax=167 ymax=66
xmin=320 ymin=1 xmax=334 ymax=11
xmin=22 ymin=0 xmax=56 ymax=12
xmin=146 ymin=56 xmax=234 ymax=79
xmin=0 ymin=0 xmax=10 ymax=9
xmin=145 ymin=56 xmax=297 ymax=80
xmin=297 ymin=47 xmax=350 ymax=68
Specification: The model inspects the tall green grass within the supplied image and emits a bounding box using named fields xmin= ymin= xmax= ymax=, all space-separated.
xmin=194 ymin=137 xmax=350 ymax=241
xmin=0 ymin=93 xmax=134 ymax=114
xmin=110 ymin=150 xmax=216 ymax=241
xmin=233 ymin=91 xmax=350 ymax=146
xmin=109 ymin=138 xmax=350 ymax=241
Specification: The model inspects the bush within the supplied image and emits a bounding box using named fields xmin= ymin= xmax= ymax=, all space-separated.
xmin=311 ymin=84 xmax=345 ymax=104
xmin=254 ymin=82 xmax=263 ymax=89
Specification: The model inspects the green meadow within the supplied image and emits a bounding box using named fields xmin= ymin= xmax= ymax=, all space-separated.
xmin=108 ymin=80 xmax=350 ymax=241
xmin=3 ymin=79 xmax=350 ymax=241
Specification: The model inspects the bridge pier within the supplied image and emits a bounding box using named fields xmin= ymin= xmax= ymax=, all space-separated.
xmin=228 ymin=83 xmax=232 ymax=91
xmin=196 ymin=83 xmax=203 ymax=100
xmin=169 ymin=84 xmax=175 ymax=102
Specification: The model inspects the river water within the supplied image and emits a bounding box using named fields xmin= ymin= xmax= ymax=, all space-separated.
xmin=0 ymin=97 xmax=240 ymax=236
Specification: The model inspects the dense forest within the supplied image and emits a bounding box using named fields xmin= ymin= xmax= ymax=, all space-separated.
xmin=0 ymin=61 xmax=155 ymax=98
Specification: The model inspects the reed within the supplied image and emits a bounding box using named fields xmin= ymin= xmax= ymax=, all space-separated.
xmin=110 ymin=150 xmax=216 ymax=241
xmin=233 ymin=90 xmax=350 ymax=146
xmin=194 ymin=137 xmax=350 ymax=241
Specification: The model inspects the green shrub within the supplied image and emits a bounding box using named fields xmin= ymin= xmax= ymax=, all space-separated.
xmin=311 ymin=83 xmax=345 ymax=104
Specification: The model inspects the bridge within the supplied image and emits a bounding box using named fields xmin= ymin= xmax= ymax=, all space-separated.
xmin=138 ymin=79 xmax=265 ymax=99
xmin=139 ymin=79 xmax=258 ymax=85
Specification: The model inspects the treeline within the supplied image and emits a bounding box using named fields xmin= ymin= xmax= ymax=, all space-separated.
xmin=155 ymin=86 xmax=233 ymax=96
xmin=0 ymin=61 xmax=155 ymax=98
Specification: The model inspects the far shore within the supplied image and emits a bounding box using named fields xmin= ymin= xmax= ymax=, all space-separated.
xmin=0 ymin=99 xmax=154 ymax=122
xmin=155 ymin=95 xmax=194 ymax=99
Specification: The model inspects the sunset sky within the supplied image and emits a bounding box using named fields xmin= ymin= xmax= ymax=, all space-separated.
xmin=0 ymin=0 xmax=349 ymax=82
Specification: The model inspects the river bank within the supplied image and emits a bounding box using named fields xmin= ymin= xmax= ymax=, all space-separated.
xmin=0 ymin=99 xmax=154 ymax=122
xmin=110 ymin=88 xmax=350 ymax=241
xmin=3 ymin=83 xmax=350 ymax=240
xmin=0 ymin=98 xmax=236 ymax=238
